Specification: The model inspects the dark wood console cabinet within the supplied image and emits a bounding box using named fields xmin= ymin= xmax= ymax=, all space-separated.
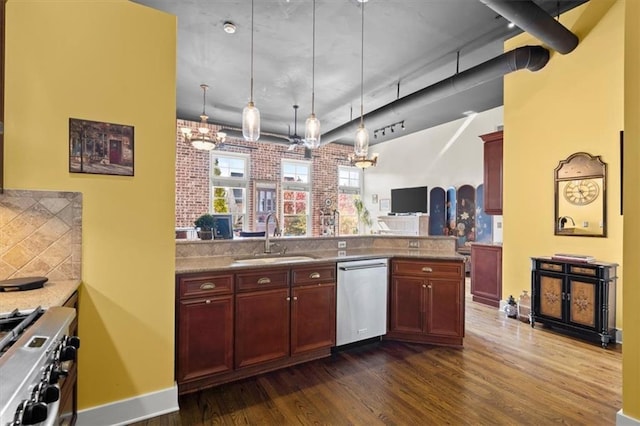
xmin=470 ymin=243 xmax=502 ymax=307
xmin=387 ymin=258 xmax=465 ymax=347
xmin=531 ymin=257 xmax=617 ymax=347
xmin=479 ymin=130 xmax=503 ymax=215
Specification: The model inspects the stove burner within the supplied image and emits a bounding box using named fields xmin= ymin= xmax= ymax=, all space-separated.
xmin=0 ymin=307 xmax=45 ymax=356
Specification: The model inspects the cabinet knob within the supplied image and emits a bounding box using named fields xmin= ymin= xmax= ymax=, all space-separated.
xmin=286 ymin=296 xmax=291 ymax=301
xmin=309 ymin=272 xmax=321 ymax=279
xmin=421 ymin=267 xmax=433 ymax=273
xmin=257 ymin=277 xmax=271 ymax=285
xmin=293 ymin=296 xmax=298 ymax=301
xmin=205 ymin=299 xmax=211 ymax=304
xmin=428 ymin=284 xmax=432 ymax=289
xmin=422 ymin=284 xmax=427 ymax=288
xmin=200 ymin=282 xmax=216 ymax=290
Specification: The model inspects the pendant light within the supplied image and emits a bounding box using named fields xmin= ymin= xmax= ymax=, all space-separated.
xmin=180 ymin=84 xmax=226 ymax=151
xmin=242 ymin=0 xmax=260 ymax=141
xmin=353 ymin=0 xmax=369 ymax=157
xmin=304 ymin=0 xmax=321 ymax=148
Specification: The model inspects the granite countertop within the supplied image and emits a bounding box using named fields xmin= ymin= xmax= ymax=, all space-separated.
xmin=0 ymin=280 xmax=81 ymax=314
xmin=176 ymin=249 xmax=465 ymax=274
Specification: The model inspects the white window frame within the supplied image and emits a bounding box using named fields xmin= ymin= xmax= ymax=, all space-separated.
xmin=211 ymin=153 xmax=250 ymax=232
xmin=281 ymin=159 xmax=312 ymax=236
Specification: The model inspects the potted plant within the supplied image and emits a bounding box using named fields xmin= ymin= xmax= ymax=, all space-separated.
xmin=194 ymin=213 xmax=216 ymax=240
xmin=353 ymin=198 xmax=372 ymax=234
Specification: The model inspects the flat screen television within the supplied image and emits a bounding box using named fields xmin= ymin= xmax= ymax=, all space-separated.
xmin=391 ymin=186 xmax=428 ymax=214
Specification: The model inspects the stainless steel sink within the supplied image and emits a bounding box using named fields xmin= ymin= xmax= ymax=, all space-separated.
xmin=231 ymin=255 xmax=316 ymax=266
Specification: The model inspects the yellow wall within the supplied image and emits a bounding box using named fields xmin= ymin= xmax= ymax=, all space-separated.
xmin=503 ymin=1 xmax=624 ymax=327
xmin=5 ymin=0 xmax=176 ymax=408
xmin=623 ymin=0 xmax=640 ymax=419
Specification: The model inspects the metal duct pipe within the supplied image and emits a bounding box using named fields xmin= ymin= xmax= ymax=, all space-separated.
xmin=479 ymin=0 xmax=579 ymax=54
xmin=218 ymin=127 xmax=292 ymax=146
xmin=321 ymin=45 xmax=549 ymax=145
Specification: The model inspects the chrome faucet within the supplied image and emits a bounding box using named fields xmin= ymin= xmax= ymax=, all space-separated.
xmin=264 ymin=212 xmax=281 ymax=253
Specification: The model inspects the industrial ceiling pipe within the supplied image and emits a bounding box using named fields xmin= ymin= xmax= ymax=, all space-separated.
xmin=479 ymin=0 xmax=579 ymax=54
xmin=321 ymin=45 xmax=549 ymax=145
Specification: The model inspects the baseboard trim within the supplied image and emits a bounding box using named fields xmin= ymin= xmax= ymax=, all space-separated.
xmin=616 ymin=328 xmax=623 ymax=344
xmin=617 ymin=409 xmax=640 ymax=425
xmin=77 ymin=385 xmax=179 ymax=426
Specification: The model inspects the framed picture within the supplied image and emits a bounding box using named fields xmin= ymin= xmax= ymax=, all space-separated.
xmin=212 ymin=214 xmax=234 ymax=240
xmin=379 ymin=198 xmax=390 ymax=211
xmin=69 ymin=118 xmax=134 ymax=176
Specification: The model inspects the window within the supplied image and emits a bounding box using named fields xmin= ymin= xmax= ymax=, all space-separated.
xmin=338 ymin=166 xmax=362 ymax=235
xmin=211 ymin=154 xmax=249 ymax=233
xmin=282 ymin=160 xmax=311 ymax=236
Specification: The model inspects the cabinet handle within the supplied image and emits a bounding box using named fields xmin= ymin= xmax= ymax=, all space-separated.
xmin=562 ymin=292 xmax=565 ymax=300
xmin=200 ymin=282 xmax=216 ymax=290
xmin=309 ymin=272 xmax=321 ymax=279
xmin=566 ymin=293 xmax=571 ymax=301
xmin=257 ymin=277 xmax=271 ymax=285
xmin=421 ymin=267 xmax=433 ymax=273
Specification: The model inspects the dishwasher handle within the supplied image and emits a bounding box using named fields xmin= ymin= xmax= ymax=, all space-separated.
xmin=339 ymin=263 xmax=387 ymax=271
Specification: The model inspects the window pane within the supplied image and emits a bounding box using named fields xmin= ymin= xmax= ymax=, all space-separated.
xmin=283 ymin=161 xmax=309 ymax=183
xmin=213 ymin=186 xmax=246 ymax=234
xmin=338 ymin=193 xmax=359 ymax=235
xmin=213 ymin=156 xmax=246 ymax=178
xmin=283 ymin=189 xmax=309 ymax=236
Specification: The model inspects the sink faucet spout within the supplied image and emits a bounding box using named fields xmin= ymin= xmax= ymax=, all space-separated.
xmin=264 ymin=212 xmax=281 ymax=253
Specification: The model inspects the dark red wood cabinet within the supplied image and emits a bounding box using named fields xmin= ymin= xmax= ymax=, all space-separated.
xmin=387 ymin=258 xmax=465 ymax=347
xmin=176 ymin=273 xmax=234 ymax=383
xmin=470 ymin=243 xmax=503 ymax=307
xmin=479 ymin=130 xmax=503 ymax=215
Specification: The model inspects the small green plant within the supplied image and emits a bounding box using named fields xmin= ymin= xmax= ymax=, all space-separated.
xmin=353 ymin=197 xmax=372 ymax=233
xmin=194 ymin=213 xmax=216 ymax=231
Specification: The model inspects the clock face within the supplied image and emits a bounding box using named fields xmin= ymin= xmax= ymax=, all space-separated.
xmin=563 ymin=179 xmax=600 ymax=205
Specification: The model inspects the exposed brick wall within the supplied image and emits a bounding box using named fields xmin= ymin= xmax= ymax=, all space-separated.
xmin=175 ymin=119 xmax=355 ymax=236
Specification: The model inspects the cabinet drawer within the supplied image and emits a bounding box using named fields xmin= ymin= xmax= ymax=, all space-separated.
xmin=236 ymin=268 xmax=289 ymax=292
xmin=292 ymin=263 xmax=336 ymax=286
xmin=392 ymin=259 xmax=463 ymax=278
xmin=538 ymin=261 xmax=564 ymax=273
xmin=178 ymin=273 xmax=234 ymax=299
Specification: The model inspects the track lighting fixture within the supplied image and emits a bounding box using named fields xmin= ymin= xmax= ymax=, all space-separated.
xmin=372 ymin=120 xmax=405 ymax=138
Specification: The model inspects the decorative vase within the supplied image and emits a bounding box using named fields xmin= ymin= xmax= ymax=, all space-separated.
xmin=504 ymin=295 xmax=518 ymax=319
xmin=518 ymin=290 xmax=531 ymax=323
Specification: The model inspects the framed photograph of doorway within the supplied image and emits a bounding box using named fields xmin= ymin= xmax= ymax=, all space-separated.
xmin=69 ymin=118 xmax=135 ymax=176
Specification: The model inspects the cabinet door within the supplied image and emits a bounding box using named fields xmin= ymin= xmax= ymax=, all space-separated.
xmin=425 ymin=278 xmax=463 ymax=337
xmin=291 ymin=283 xmax=336 ymax=355
xmin=567 ymin=278 xmax=598 ymax=330
xmin=470 ymin=244 xmax=502 ymax=307
xmin=177 ymin=295 xmax=233 ymax=382
xmin=235 ymin=288 xmax=290 ymax=368
xmin=535 ymin=272 xmax=564 ymax=321
xmin=389 ymin=276 xmax=424 ymax=334
xmin=480 ymin=130 xmax=503 ymax=215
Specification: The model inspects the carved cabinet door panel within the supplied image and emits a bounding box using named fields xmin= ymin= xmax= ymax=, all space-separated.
xmin=538 ymin=274 xmax=563 ymax=321
xmin=568 ymin=279 xmax=597 ymax=329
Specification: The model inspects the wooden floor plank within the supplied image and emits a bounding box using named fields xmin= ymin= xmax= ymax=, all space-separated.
xmin=130 ymin=281 xmax=621 ymax=425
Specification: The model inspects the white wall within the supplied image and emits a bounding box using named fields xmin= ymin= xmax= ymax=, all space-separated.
xmin=362 ymin=105 xmax=504 ymax=237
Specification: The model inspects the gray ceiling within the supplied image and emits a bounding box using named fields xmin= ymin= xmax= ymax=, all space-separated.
xmin=132 ymin=0 xmax=586 ymax=147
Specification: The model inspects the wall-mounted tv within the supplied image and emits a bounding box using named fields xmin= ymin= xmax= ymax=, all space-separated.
xmin=391 ymin=186 xmax=428 ymax=214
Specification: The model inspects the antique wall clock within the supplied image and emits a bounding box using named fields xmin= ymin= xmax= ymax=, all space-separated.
xmin=563 ymin=179 xmax=600 ymax=205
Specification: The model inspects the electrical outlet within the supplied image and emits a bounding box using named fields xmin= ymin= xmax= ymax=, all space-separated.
xmin=338 ymin=250 xmax=346 ymax=257
xmin=338 ymin=241 xmax=347 ymax=249
xmin=408 ymin=240 xmax=420 ymax=248
xmin=583 ymin=221 xmax=589 ymax=228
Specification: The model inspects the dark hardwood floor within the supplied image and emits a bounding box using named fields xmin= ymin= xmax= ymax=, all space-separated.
xmin=131 ymin=281 xmax=622 ymax=425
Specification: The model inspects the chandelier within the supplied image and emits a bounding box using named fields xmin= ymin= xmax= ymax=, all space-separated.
xmin=349 ymin=152 xmax=378 ymax=169
xmin=181 ymin=84 xmax=226 ymax=151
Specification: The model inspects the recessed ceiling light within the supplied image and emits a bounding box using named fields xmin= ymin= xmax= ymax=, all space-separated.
xmin=223 ymin=21 xmax=236 ymax=34
xmin=508 ymin=21 xmax=516 ymax=29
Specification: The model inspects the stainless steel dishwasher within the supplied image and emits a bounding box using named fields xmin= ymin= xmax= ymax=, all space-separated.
xmin=336 ymin=258 xmax=389 ymax=346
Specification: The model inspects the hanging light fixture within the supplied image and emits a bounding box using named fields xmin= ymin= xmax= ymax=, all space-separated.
xmin=304 ymin=0 xmax=321 ymax=148
xmin=181 ymin=84 xmax=226 ymax=151
xmin=350 ymin=0 xmax=377 ymax=169
xmin=242 ymin=0 xmax=260 ymax=141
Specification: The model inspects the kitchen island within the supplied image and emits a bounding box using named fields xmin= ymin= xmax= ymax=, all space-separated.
xmin=175 ymin=235 xmax=465 ymax=395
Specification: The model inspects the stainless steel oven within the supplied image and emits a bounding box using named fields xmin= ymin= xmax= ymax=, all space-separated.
xmin=0 ymin=306 xmax=80 ymax=426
